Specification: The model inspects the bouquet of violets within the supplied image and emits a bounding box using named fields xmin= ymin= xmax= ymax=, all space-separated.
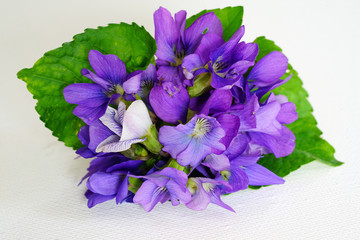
xmin=18 ymin=6 xmax=341 ymax=212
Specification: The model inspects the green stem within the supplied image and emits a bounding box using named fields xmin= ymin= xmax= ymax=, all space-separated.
xmin=142 ymin=124 xmax=163 ymax=154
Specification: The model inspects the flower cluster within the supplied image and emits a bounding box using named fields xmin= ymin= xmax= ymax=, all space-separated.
xmin=64 ymin=7 xmax=297 ymax=212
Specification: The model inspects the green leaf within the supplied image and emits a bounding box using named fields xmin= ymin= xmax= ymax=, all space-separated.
xmin=186 ymin=6 xmax=244 ymax=41
xmin=17 ymin=23 xmax=156 ymax=149
xmin=254 ymin=37 xmax=342 ymax=178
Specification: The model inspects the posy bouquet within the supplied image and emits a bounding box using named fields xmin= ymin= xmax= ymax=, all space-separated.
xmin=18 ymin=6 xmax=341 ymax=212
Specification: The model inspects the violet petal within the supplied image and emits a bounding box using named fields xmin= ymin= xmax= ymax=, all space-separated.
xmin=88 ymin=50 xmax=127 ymax=85
xmin=245 ymin=164 xmax=285 ymax=186
xmin=149 ymin=83 xmax=189 ymax=124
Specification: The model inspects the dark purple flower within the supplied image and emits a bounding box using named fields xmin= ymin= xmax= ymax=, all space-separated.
xmin=84 ymin=156 xmax=143 ymax=208
xmin=154 ymin=7 xmax=223 ymax=85
xmin=214 ymin=113 xmax=240 ymax=149
xmin=198 ymin=89 xmax=233 ymax=115
xmin=80 ymin=154 xmax=129 ymax=184
xmin=123 ymin=64 xmax=158 ymax=107
xmin=247 ymin=51 xmax=292 ymax=99
xmin=76 ymin=119 xmax=114 ymax=159
xmin=183 ymin=26 xmax=258 ymax=89
xmin=188 ymin=88 xmax=233 ymax=114
xmin=149 ymin=82 xmax=190 ymax=124
xmin=159 ymin=115 xmax=226 ymax=167
xmin=231 ymin=51 xmax=291 ymax=104
xmin=248 ymin=51 xmax=288 ymax=87
xmin=64 ymin=50 xmax=143 ymax=125
xmin=133 ymin=167 xmax=191 ymax=211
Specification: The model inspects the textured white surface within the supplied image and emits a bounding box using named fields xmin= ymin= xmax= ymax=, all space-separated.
xmin=1 ymin=0 xmax=360 ymax=239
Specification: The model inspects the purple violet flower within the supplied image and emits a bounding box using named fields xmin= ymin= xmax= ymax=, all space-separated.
xmin=66 ymin=7 xmax=300 ymax=212
xmin=230 ymin=93 xmax=297 ymax=158
xmin=159 ymin=115 xmax=226 ymax=167
xmin=247 ymin=94 xmax=297 ymax=157
xmin=186 ymin=177 xmax=234 ymax=212
xmin=202 ymin=133 xmax=284 ymax=193
xmin=149 ymin=82 xmax=190 ymax=124
xmin=183 ymin=26 xmax=258 ymax=89
xmin=123 ymin=64 xmax=158 ymax=107
xmin=133 ymin=167 xmax=191 ymax=211
xmin=84 ymin=156 xmax=143 ymax=208
xmin=247 ymin=51 xmax=292 ymax=98
xmin=198 ymin=89 xmax=234 ymax=115
xmin=154 ymin=7 xmax=223 ymax=86
xmin=75 ymin=119 xmax=115 ymax=159
xmin=80 ymin=154 xmax=129 ymax=184
xmin=64 ymin=50 xmax=142 ymax=125
xmin=231 ymin=51 xmax=292 ymax=102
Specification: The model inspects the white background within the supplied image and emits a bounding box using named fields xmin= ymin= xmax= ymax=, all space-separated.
xmin=1 ymin=0 xmax=360 ymax=239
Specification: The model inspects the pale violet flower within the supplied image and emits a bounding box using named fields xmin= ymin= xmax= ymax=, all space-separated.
xmin=96 ymin=100 xmax=153 ymax=153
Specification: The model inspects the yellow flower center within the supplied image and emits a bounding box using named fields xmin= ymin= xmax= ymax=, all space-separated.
xmin=191 ymin=118 xmax=212 ymax=139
